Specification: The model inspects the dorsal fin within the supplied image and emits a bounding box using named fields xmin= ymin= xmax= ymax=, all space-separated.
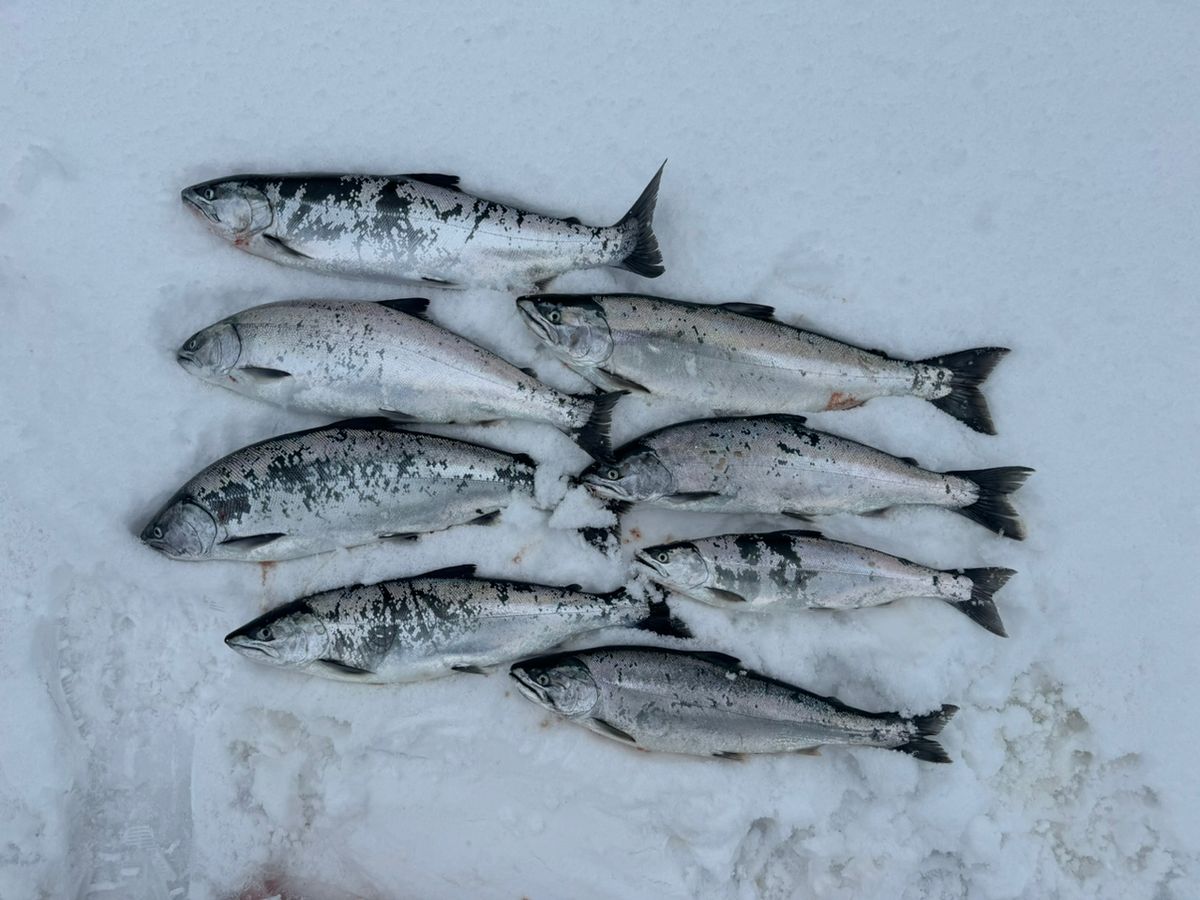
xmin=719 ymin=302 xmax=776 ymax=320
xmin=377 ymin=297 xmax=430 ymax=319
xmin=400 ymin=173 xmax=460 ymax=189
xmin=509 ymin=452 xmax=537 ymax=469
xmin=414 ymin=564 xmax=477 ymax=580
xmin=690 ymin=650 xmax=743 ymax=670
xmin=518 ymin=366 xmax=538 ymax=378
xmin=562 ymin=216 xmax=582 ymax=225
xmin=898 ymin=456 xmax=920 ymax=467
xmin=327 ymin=416 xmax=408 ymax=432
xmin=780 ymin=528 xmax=825 ymax=540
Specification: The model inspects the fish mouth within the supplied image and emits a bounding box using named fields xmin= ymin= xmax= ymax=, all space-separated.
xmin=514 ymin=298 xmax=558 ymax=346
xmin=224 ymin=632 xmax=275 ymax=660
xmin=579 ymin=474 xmax=621 ymax=500
xmin=632 ymin=549 xmax=668 ymax=579
xmin=509 ymin=668 xmax=552 ymax=707
xmin=180 ymin=189 xmax=218 ymax=224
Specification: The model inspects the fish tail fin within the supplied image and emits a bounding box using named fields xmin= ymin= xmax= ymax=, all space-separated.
xmin=947 ymin=466 xmax=1034 ymax=540
xmin=615 ymin=161 xmax=666 ymax=278
xmin=571 ymin=390 xmax=626 ymax=459
xmin=946 ymin=567 xmax=1014 ymax=637
xmin=636 ymin=597 xmax=693 ymax=639
xmin=920 ymin=347 xmax=1010 ymax=435
xmin=896 ymin=704 xmax=959 ymax=763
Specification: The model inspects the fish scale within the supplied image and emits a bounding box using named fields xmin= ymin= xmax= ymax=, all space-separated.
xmin=141 ymin=421 xmax=534 ymax=562
xmin=580 ymin=414 xmax=1033 ymax=539
xmin=176 ymin=298 xmax=621 ymax=459
xmin=516 ymin=293 xmax=1011 ymax=434
xmin=510 ymin=646 xmax=958 ymax=762
xmin=181 ymin=166 xmax=665 ymax=290
xmin=224 ymin=570 xmax=691 ymax=684
xmin=634 ymin=530 xmax=1014 ymax=636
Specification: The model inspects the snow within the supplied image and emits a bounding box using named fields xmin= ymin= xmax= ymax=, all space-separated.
xmin=2 ymin=3 xmax=1197 ymax=898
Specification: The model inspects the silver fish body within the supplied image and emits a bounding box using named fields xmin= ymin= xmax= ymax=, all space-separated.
xmin=140 ymin=420 xmax=534 ymax=562
xmin=516 ymin=293 xmax=1009 ymax=433
xmin=511 ymin=646 xmax=958 ymax=762
xmin=224 ymin=567 xmax=690 ymax=683
xmin=581 ymin=415 xmax=1032 ymax=539
xmin=177 ymin=299 xmax=619 ymax=457
xmin=181 ymin=168 xmax=665 ymax=290
xmin=634 ymin=530 xmax=1013 ymax=635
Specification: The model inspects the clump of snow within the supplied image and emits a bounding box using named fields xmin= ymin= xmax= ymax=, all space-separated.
xmin=2 ymin=5 xmax=1197 ymax=899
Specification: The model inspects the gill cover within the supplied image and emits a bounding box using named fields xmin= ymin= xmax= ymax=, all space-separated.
xmin=509 ymin=655 xmax=600 ymax=718
xmin=181 ymin=178 xmax=273 ymax=241
xmin=140 ymin=498 xmax=218 ymax=560
xmin=515 ymin=296 xmax=614 ymax=368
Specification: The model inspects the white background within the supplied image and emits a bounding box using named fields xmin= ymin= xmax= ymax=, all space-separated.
xmin=2 ymin=3 xmax=1197 ymax=898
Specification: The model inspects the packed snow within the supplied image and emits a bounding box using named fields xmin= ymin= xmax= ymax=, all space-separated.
xmin=2 ymin=4 xmax=1197 ymax=898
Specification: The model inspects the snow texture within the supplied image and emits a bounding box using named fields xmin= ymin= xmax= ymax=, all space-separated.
xmin=2 ymin=3 xmax=1197 ymax=898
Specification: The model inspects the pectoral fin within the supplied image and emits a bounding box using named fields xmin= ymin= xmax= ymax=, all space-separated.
xmin=597 ymin=368 xmax=651 ymax=394
xmin=452 ymin=665 xmax=488 ymax=675
xmin=703 ymin=587 xmax=748 ymax=605
xmin=317 ymin=659 xmax=374 ymax=677
xmin=793 ymin=747 xmax=821 ymax=756
xmin=590 ymin=718 xmax=637 ymax=744
xmin=713 ymin=751 xmax=747 ymax=761
xmin=668 ymin=491 xmax=722 ymax=503
xmin=218 ymin=532 xmax=285 ymax=551
xmin=238 ymin=366 xmax=292 ymax=382
xmin=262 ymin=233 xmax=312 ymax=259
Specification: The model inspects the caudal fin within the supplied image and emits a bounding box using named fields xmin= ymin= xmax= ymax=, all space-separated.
xmin=572 ymin=391 xmax=625 ymax=459
xmin=616 ymin=162 xmax=666 ymax=278
xmin=896 ymin=704 xmax=959 ymax=763
xmin=637 ymin=598 xmax=693 ymax=639
xmin=947 ymin=567 xmax=1014 ymax=637
xmin=921 ymin=347 xmax=1010 ymax=435
xmin=948 ymin=466 xmax=1034 ymax=540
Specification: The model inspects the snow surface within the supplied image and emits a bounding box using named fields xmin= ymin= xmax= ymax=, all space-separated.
xmin=2 ymin=3 xmax=1198 ymax=898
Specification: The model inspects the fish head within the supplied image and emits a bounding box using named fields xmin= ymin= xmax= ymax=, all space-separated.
xmin=634 ymin=541 xmax=709 ymax=591
xmin=181 ymin=177 xmax=273 ymax=242
xmin=224 ymin=601 xmax=329 ymax=669
xmin=140 ymin=497 xmax=218 ymax=559
xmin=580 ymin=450 xmax=675 ymax=503
xmin=177 ymin=321 xmax=241 ymax=378
xmin=510 ymin=655 xmax=599 ymax=718
xmin=515 ymin=295 xmax=613 ymax=367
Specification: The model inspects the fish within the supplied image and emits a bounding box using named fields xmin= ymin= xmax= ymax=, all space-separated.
xmin=180 ymin=166 xmax=665 ymax=290
xmin=140 ymin=419 xmax=535 ymax=562
xmin=224 ymin=565 xmax=691 ymax=683
xmin=511 ymin=646 xmax=958 ymax=762
xmin=176 ymin=298 xmax=621 ymax=458
xmin=516 ymin=293 xmax=1010 ymax=434
xmin=633 ymin=529 xmax=1013 ymax=636
xmin=580 ymin=414 xmax=1033 ymax=539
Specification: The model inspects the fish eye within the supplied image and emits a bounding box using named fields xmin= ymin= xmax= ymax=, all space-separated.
xmin=548 ymin=310 xmax=561 ymax=324
xmin=656 ymin=552 xmax=669 ymax=563
xmin=605 ymin=467 xmax=620 ymax=480
xmin=152 ymin=527 xmax=163 ymax=539
xmin=260 ymin=626 xmax=273 ymax=641
xmin=185 ymin=338 xmax=197 ymax=350
xmin=202 ymin=187 xmax=215 ymax=201
xmin=536 ymin=673 xmax=550 ymax=686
